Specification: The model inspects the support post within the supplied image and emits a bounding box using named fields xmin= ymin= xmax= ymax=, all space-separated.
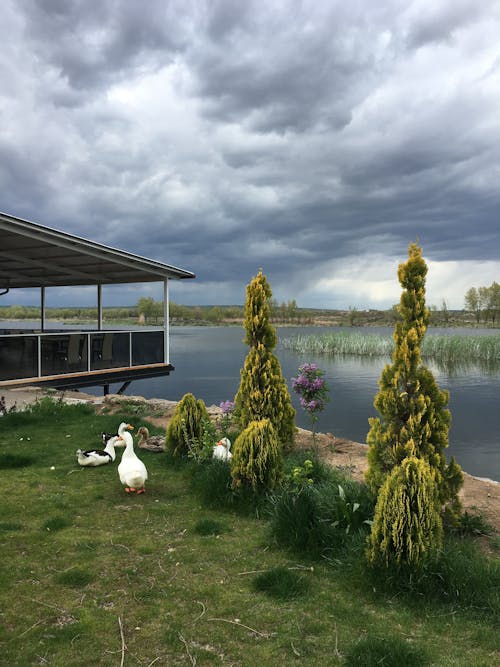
xmin=163 ymin=279 xmax=169 ymax=365
xmin=41 ymin=286 xmax=46 ymax=332
xmin=97 ymin=284 xmax=103 ymax=330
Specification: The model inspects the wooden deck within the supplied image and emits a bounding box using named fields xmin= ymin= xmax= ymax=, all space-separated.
xmin=0 ymin=362 xmax=174 ymax=393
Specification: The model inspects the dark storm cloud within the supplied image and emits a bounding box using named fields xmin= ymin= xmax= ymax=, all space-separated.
xmin=22 ymin=0 xmax=187 ymax=92
xmin=189 ymin=1 xmax=378 ymax=133
xmin=1 ymin=0 xmax=499 ymax=308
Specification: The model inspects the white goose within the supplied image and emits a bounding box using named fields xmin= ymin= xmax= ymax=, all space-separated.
xmin=213 ymin=437 xmax=232 ymax=461
xmin=117 ymin=430 xmax=148 ymax=494
xmin=76 ymin=436 xmax=119 ymax=467
xmin=102 ymin=422 xmax=134 ymax=448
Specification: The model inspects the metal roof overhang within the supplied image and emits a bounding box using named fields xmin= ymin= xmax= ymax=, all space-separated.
xmin=0 ymin=211 xmax=195 ymax=289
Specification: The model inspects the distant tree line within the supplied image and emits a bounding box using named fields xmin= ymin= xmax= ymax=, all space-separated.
xmin=2 ymin=286 xmax=499 ymax=327
xmin=464 ymin=282 xmax=500 ymax=324
xmin=0 ymin=305 xmax=136 ymax=320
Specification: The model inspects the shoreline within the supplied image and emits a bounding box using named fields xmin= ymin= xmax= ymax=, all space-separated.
xmin=1 ymin=385 xmax=498 ymax=486
xmin=1 ymin=385 xmax=498 ymax=535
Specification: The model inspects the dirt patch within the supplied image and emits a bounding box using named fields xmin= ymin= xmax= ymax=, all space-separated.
xmin=294 ymin=428 xmax=500 ymax=536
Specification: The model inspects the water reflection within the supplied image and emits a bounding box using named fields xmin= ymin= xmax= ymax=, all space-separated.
xmin=430 ymin=357 xmax=500 ymax=376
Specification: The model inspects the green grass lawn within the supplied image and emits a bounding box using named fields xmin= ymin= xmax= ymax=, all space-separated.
xmin=0 ymin=399 xmax=498 ymax=666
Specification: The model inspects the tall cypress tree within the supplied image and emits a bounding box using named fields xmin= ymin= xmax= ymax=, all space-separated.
xmin=234 ymin=270 xmax=296 ymax=447
xmin=365 ymin=243 xmax=463 ymax=516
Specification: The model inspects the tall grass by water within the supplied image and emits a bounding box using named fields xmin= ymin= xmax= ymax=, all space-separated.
xmin=280 ymin=332 xmax=500 ymax=371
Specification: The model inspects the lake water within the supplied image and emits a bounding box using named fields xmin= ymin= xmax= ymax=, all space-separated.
xmin=3 ymin=322 xmax=499 ymax=482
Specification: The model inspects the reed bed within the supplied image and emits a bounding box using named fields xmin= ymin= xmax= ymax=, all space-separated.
xmin=280 ymin=332 xmax=500 ymax=367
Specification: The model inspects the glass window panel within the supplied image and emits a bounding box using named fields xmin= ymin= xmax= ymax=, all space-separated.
xmin=0 ymin=335 xmax=37 ymax=380
xmin=41 ymin=334 xmax=87 ymax=376
xmin=90 ymin=332 xmax=130 ymax=370
xmin=132 ymin=331 xmax=164 ymax=365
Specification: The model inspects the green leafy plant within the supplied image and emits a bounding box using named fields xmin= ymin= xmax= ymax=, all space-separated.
xmin=288 ymin=459 xmax=315 ymax=490
xmin=452 ymin=510 xmax=494 ymax=537
xmin=269 ymin=474 xmax=374 ymax=558
xmin=184 ymin=416 xmax=217 ymax=463
xmin=332 ymin=484 xmax=372 ymax=535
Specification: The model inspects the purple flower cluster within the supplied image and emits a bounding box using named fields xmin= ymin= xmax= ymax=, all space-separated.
xmin=219 ymin=400 xmax=235 ymax=415
xmin=291 ymin=363 xmax=329 ymax=417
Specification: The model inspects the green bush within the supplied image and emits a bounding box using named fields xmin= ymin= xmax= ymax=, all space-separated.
xmin=190 ymin=459 xmax=235 ymax=509
xmin=451 ymin=510 xmax=494 ymax=538
xmin=269 ymin=475 xmax=374 ymax=558
xmin=165 ymin=393 xmax=211 ymax=458
xmin=231 ymin=419 xmax=282 ymax=493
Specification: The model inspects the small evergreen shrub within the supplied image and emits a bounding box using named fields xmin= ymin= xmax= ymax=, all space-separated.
xmin=165 ymin=393 xmax=211 ymax=458
xmin=231 ymin=419 xmax=282 ymax=493
xmin=344 ymin=634 xmax=429 ymax=667
xmin=367 ymin=457 xmax=442 ymax=569
xmin=252 ymin=566 xmax=311 ymax=600
xmin=234 ymin=270 xmax=296 ymax=448
xmin=365 ymin=243 xmax=463 ymax=520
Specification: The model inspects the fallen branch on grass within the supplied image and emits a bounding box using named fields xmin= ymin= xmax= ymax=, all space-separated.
xmin=206 ymin=617 xmax=271 ymax=638
xmin=118 ymin=616 xmax=127 ymax=667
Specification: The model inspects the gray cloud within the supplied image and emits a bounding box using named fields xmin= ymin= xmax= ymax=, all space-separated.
xmin=1 ymin=0 xmax=499 ymax=309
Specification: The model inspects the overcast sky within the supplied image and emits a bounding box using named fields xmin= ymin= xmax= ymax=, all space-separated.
xmin=1 ymin=0 xmax=499 ymax=310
